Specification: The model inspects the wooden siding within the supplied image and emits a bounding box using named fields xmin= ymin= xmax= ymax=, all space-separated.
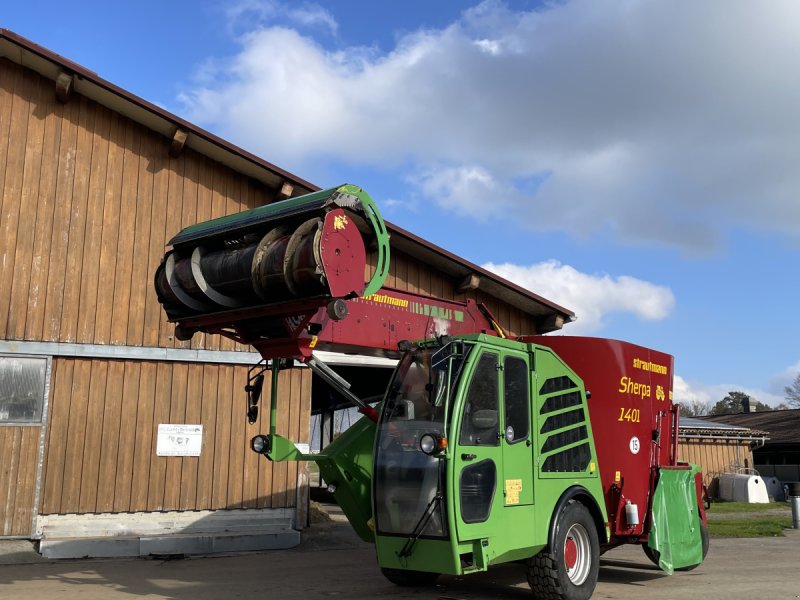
xmin=0 ymin=54 xmax=547 ymax=533
xmin=0 ymin=58 xmax=274 ymax=353
xmin=39 ymin=357 xmax=310 ymax=515
xmin=0 ymin=426 xmax=41 ymax=536
xmin=679 ymin=437 xmax=755 ymax=498
xmin=0 ymin=56 xmax=541 ymax=347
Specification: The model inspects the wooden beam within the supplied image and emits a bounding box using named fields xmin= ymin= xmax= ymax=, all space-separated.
xmin=536 ymin=313 xmax=566 ymax=333
xmin=457 ymin=273 xmax=481 ymax=293
xmin=55 ymin=71 xmax=74 ymax=103
xmin=169 ymin=128 xmax=188 ymax=157
xmin=277 ymin=181 xmax=294 ymax=200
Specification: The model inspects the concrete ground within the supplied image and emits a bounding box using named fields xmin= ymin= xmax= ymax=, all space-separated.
xmin=0 ymin=522 xmax=798 ymax=600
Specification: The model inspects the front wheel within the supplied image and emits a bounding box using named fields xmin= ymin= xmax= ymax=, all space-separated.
xmin=381 ymin=567 xmax=439 ymax=587
xmin=526 ymin=501 xmax=599 ymax=600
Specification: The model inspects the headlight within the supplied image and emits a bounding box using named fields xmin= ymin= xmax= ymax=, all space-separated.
xmin=420 ymin=433 xmax=437 ymax=454
xmin=419 ymin=433 xmax=447 ymax=455
xmin=250 ymin=434 xmax=270 ymax=454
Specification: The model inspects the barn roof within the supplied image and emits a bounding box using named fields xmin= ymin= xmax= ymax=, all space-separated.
xmin=695 ymin=410 xmax=800 ymax=445
xmin=679 ymin=416 xmax=768 ymax=439
xmin=0 ymin=29 xmax=573 ymax=332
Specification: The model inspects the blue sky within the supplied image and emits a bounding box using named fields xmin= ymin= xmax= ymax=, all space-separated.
xmin=4 ymin=0 xmax=799 ymax=409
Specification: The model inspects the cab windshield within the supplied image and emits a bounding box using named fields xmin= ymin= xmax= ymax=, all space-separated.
xmin=374 ymin=341 xmax=469 ymax=538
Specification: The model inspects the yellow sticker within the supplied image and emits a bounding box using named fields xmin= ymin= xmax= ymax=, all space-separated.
xmin=309 ymin=335 xmax=319 ymax=349
xmin=615 ymin=470 xmax=621 ymax=483
xmin=589 ymin=462 xmax=596 ymax=473
xmin=505 ymin=479 xmax=522 ymax=505
xmin=333 ymin=214 xmax=349 ymax=230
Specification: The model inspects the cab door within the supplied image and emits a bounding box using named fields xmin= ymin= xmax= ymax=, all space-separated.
xmin=453 ymin=350 xmax=504 ymax=542
xmin=453 ymin=349 xmax=536 ymax=542
xmin=500 ymin=351 xmax=534 ymax=506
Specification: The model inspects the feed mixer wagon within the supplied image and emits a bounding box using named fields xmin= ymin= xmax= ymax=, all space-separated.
xmin=155 ymin=184 xmax=708 ymax=600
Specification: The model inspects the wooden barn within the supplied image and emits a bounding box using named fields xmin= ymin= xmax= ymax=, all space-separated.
xmin=0 ymin=30 xmax=572 ymax=556
xmin=678 ymin=417 xmax=768 ymax=499
xmin=696 ymin=409 xmax=800 ymax=485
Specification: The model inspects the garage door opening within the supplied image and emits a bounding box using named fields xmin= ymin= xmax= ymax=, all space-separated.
xmin=308 ymin=361 xmax=394 ymax=499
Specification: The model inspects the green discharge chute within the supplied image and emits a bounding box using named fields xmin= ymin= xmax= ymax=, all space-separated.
xmin=647 ymin=465 xmax=704 ymax=574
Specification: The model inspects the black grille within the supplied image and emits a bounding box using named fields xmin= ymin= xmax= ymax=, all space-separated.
xmin=542 ymin=425 xmax=588 ymax=453
xmin=539 ymin=375 xmax=577 ymax=395
xmin=540 ymin=408 xmax=586 ymax=434
xmin=541 ymin=442 xmax=592 ymax=473
xmin=540 ymin=391 xmax=582 ymax=414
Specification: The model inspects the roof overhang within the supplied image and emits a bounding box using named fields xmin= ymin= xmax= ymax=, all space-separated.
xmin=0 ymin=29 xmax=317 ymax=194
xmin=387 ymin=223 xmax=574 ymax=332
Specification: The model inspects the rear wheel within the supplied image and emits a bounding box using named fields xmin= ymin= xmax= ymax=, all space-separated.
xmin=526 ymin=501 xmax=599 ymax=600
xmin=381 ymin=567 xmax=439 ymax=587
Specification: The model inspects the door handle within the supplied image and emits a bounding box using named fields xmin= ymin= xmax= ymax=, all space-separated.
xmin=461 ymin=453 xmax=477 ymax=461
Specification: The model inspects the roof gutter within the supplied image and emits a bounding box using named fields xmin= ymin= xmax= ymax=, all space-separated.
xmin=679 ymin=433 xmax=770 ymax=447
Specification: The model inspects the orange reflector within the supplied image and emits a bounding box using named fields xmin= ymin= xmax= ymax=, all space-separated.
xmin=438 ymin=436 xmax=449 ymax=451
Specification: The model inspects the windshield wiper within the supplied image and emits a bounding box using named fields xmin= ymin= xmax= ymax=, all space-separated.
xmin=397 ymin=492 xmax=443 ymax=559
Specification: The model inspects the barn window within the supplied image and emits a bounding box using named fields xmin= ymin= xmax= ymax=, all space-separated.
xmin=0 ymin=356 xmax=48 ymax=424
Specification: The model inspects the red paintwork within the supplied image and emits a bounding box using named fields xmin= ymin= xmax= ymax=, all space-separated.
xmin=528 ymin=336 xmax=675 ymax=541
xmin=564 ymin=537 xmax=578 ymax=569
xmin=319 ymin=209 xmax=368 ymax=298
xmin=178 ymin=286 xmax=502 ymax=360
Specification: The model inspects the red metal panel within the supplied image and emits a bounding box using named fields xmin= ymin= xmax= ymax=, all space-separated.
xmin=319 ymin=209 xmax=367 ymax=298
xmin=246 ymin=288 xmax=501 ymax=360
xmin=530 ymin=336 xmax=674 ymax=538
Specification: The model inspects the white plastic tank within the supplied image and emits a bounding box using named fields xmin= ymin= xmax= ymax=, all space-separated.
xmin=718 ymin=473 xmax=735 ymax=500
xmin=718 ymin=473 xmax=770 ymax=503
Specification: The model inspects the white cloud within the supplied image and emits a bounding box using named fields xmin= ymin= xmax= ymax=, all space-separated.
xmin=179 ymin=0 xmax=800 ymax=251
xmin=224 ymin=0 xmax=338 ymax=37
xmin=673 ymin=376 xmax=786 ymax=409
xmin=482 ymin=259 xmax=675 ymax=334
xmin=416 ymin=164 xmax=517 ymax=218
xmin=768 ymin=359 xmax=800 ymax=397
xmin=673 ymin=375 xmax=711 ymax=408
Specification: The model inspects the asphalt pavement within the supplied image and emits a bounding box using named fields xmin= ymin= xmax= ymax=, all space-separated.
xmin=0 ymin=521 xmax=798 ymax=600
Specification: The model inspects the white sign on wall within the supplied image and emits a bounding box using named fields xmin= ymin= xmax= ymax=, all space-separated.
xmin=157 ymin=424 xmax=203 ymax=457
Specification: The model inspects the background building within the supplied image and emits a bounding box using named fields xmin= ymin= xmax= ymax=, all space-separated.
xmin=678 ymin=417 xmax=767 ymax=499
xmin=698 ymin=410 xmax=800 ymax=485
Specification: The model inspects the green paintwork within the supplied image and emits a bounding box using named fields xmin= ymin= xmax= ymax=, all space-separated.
xmin=263 ymin=334 xmax=610 ymax=576
xmin=373 ymin=335 xmax=608 ymax=576
xmin=167 ymin=183 xmax=391 ymax=299
xmin=265 ymin=416 xmax=377 ymax=543
xmin=172 ymin=185 xmax=346 ymax=243
xmin=313 ymin=416 xmax=377 ymax=542
xmin=647 ymin=464 xmax=703 ymax=574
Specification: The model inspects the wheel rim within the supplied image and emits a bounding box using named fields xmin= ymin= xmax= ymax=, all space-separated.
xmin=563 ymin=523 xmax=591 ymax=586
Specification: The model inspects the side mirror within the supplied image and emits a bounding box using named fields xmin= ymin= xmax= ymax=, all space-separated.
xmin=246 ymin=373 xmax=265 ymax=424
xmin=471 ymin=409 xmax=498 ymax=430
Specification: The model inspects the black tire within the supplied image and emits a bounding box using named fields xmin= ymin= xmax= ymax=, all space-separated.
xmin=381 ymin=567 xmax=439 ymax=587
xmin=643 ymin=543 xmax=659 ymax=566
xmin=526 ymin=501 xmax=600 ymax=600
xmin=643 ymin=520 xmax=709 ymax=571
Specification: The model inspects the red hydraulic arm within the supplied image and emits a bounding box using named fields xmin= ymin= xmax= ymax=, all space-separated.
xmin=174 ymin=285 xmax=505 ymax=361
